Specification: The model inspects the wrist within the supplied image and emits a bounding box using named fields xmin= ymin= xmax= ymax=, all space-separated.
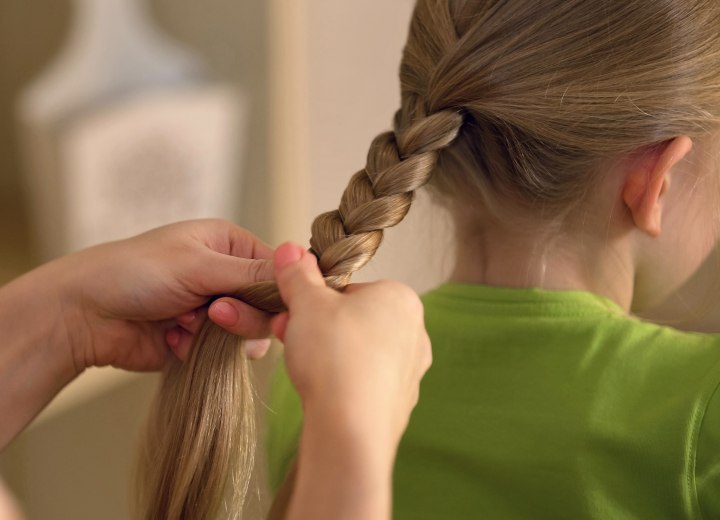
xmin=289 ymin=404 xmax=396 ymax=520
xmin=302 ymin=394 xmax=398 ymax=459
xmin=43 ymin=255 xmax=92 ymax=374
xmin=0 ymin=260 xmax=84 ymax=447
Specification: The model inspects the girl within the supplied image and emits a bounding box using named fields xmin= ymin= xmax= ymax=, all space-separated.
xmin=266 ymin=0 xmax=720 ymax=518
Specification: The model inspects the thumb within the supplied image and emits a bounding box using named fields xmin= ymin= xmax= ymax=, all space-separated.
xmin=200 ymin=253 xmax=274 ymax=294
xmin=274 ymin=242 xmax=328 ymax=309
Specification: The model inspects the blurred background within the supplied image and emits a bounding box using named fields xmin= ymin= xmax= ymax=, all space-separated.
xmin=0 ymin=0 xmax=451 ymax=518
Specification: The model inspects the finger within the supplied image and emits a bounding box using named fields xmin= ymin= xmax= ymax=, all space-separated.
xmin=199 ymin=253 xmax=275 ymax=295
xmin=274 ymin=242 xmax=329 ymax=309
xmin=208 ymin=297 xmax=273 ymax=338
xmin=222 ymin=220 xmax=275 ymax=260
xmin=245 ymin=338 xmax=272 ymax=360
xmin=166 ymin=328 xmax=180 ymax=349
xmin=196 ymin=219 xmax=275 ymax=260
xmin=270 ymin=312 xmax=289 ymax=342
xmin=176 ymin=308 xmax=207 ymax=335
xmin=166 ymin=326 xmax=193 ymax=361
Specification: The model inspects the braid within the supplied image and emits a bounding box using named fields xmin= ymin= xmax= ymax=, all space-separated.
xmin=237 ymin=109 xmax=464 ymax=312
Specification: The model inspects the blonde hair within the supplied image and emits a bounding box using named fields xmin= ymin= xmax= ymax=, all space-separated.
xmin=136 ymin=0 xmax=720 ymax=517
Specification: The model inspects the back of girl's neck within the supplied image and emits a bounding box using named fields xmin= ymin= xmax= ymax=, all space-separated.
xmin=449 ymin=227 xmax=634 ymax=312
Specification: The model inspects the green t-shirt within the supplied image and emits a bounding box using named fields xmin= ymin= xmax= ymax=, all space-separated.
xmin=266 ymin=283 xmax=720 ymax=519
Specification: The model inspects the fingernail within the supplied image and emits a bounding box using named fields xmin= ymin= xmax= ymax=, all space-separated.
xmin=275 ymin=243 xmax=304 ymax=270
xmin=210 ymin=301 xmax=238 ymax=325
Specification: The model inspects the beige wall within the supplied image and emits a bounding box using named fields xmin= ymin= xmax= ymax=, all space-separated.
xmin=0 ymin=3 xmax=70 ymax=194
xmin=0 ymin=2 xmax=70 ymax=282
xmin=150 ymin=0 xmax=272 ymax=242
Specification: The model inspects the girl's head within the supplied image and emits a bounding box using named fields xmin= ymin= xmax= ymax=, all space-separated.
xmin=401 ymin=1 xmax=720 ymax=198
xmin=376 ymin=0 xmax=720 ymax=310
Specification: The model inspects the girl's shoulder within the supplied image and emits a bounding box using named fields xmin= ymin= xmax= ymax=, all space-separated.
xmin=420 ymin=282 xmax=720 ymax=382
xmin=422 ymin=282 xmax=720 ymax=346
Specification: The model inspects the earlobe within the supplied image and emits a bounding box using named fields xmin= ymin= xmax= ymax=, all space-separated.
xmin=622 ymin=136 xmax=693 ymax=237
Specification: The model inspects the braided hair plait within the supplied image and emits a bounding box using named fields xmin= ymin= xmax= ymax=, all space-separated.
xmin=239 ymin=109 xmax=464 ymax=313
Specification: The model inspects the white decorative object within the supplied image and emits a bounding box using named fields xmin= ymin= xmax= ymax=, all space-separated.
xmin=17 ymin=0 xmax=245 ymax=259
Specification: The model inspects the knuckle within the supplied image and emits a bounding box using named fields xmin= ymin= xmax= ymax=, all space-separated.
xmin=396 ymin=286 xmax=424 ymax=317
xmin=206 ymin=217 xmax=231 ymax=229
xmin=376 ymin=280 xmax=421 ymax=308
xmin=247 ymin=258 xmax=273 ymax=283
xmin=195 ymin=218 xmax=232 ymax=242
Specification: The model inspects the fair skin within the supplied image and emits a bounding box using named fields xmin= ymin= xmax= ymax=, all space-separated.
xmin=0 ymin=220 xmax=431 ymax=520
xmin=452 ymin=136 xmax=719 ymax=313
xmin=271 ymin=245 xmax=431 ymax=520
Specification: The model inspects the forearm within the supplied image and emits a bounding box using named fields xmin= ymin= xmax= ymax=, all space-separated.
xmin=287 ymin=405 xmax=395 ymax=520
xmin=0 ymin=260 xmax=81 ymax=449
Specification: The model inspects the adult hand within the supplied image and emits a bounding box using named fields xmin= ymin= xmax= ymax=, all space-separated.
xmin=54 ymin=219 xmax=275 ymax=373
xmin=271 ymin=242 xmax=431 ymax=446
xmin=0 ymin=219 xmax=275 ymax=449
xmin=268 ymin=242 xmax=432 ymax=520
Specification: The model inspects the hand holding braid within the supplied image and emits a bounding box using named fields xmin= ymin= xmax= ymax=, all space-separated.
xmin=237 ymin=109 xmax=464 ymax=313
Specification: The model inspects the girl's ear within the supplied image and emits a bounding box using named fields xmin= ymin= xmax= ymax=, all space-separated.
xmin=622 ymin=135 xmax=693 ymax=237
